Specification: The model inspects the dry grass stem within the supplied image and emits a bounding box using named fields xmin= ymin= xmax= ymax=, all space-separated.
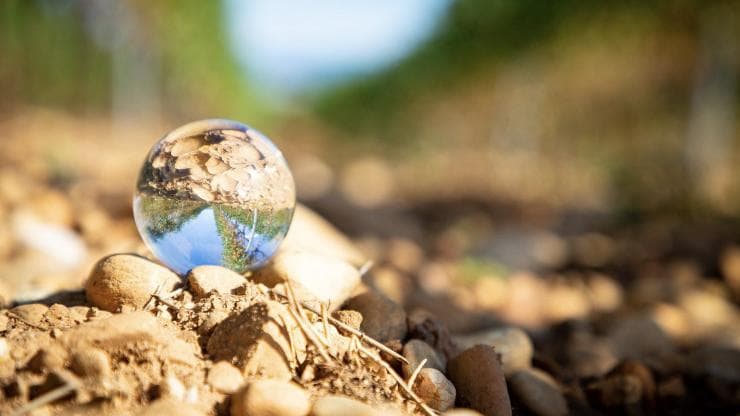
xmin=407 ymin=358 xmax=428 ymax=388
xmin=356 ymin=344 xmax=437 ymax=416
xmin=359 ymin=260 xmax=374 ymax=277
xmin=10 ymin=381 xmax=78 ymax=416
xmin=279 ymin=314 xmax=299 ymax=372
xmin=286 ymin=301 xmax=332 ymax=363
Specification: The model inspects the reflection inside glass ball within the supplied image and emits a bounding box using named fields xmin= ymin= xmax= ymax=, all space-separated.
xmin=133 ymin=119 xmax=295 ymax=274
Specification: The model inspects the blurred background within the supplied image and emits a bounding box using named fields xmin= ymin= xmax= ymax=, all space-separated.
xmin=3 ymin=0 xmax=740 ymax=350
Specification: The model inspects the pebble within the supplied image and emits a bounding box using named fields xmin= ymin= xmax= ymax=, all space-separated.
xmin=231 ymin=380 xmax=311 ymax=416
xmin=187 ymin=265 xmax=245 ymax=298
xmin=344 ymin=288 xmax=407 ymax=343
xmin=280 ymin=203 xmax=366 ymax=266
xmin=207 ymin=361 xmax=243 ymax=394
xmin=85 ymin=254 xmax=181 ymax=312
xmin=207 ymin=301 xmax=307 ymax=381
xmin=443 ymin=410 xmax=485 ymax=416
xmin=413 ymin=368 xmax=456 ymax=411
xmin=311 ymin=395 xmax=380 ymax=416
xmin=251 ymin=250 xmax=360 ymax=311
xmin=70 ymin=348 xmax=111 ymax=379
xmin=142 ymin=398 xmax=206 ymax=416
xmin=402 ymin=339 xmax=446 ymax=378
xmin=454 ymin=327 xmax=533 ymax=376
xmin=607 ymin=317 xmax=674 ymax=361
xmin=447 ymin=345 xmax=512 ymax=416
xmin=508 ymin=368 xmax=568 ymax=416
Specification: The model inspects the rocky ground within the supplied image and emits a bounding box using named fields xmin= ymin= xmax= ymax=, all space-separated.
xmin=2 ymin=159 xmax=740 ymax=415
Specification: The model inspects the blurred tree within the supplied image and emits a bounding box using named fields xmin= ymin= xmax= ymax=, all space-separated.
xmin=0 ymin=0 xmax=263 ymax=121
xmin=313 ymin=0 xmax=712 ymax=142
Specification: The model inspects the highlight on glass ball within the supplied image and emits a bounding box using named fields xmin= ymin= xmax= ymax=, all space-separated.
xmin=133 ymin=119 xmax=295 ymax=275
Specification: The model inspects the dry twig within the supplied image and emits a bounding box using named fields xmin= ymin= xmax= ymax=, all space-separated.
xmin=407 ymin=358 xmax=428 ymax=388
xmin=10 ymin=380 xmax=78 ymax=416
xmin=356 ymin=343 xmax=437 ymax=416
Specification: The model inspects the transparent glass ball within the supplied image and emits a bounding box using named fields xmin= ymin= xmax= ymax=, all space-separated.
xmin=133 ymin=119 xmax=295 ymax=274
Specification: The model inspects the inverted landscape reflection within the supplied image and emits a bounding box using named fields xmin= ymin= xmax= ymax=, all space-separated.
xmin=134 ymin=194 xmax=291 ymax=275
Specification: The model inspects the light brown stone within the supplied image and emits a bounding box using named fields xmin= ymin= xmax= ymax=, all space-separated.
xmin=188 ymin=265 xmax=245 ymax=298
xmin=402 ymin=339 xmax=446 ymax=378
xmin=509 ymin=368 xmax=568 ymax=416
xmin=311 ymin=395 xmax=379 ymax=416
xmin=413 ymin=368 xmax=456 ymax=411
xmin=231 ymin=380 xmax=310 ymax=416
xmin=454 ymin=327 xmax=532 ymax=376
xmin=85 ymin=254 xmax=180 ymax=312
xmin=251 ymin=250 xmax=360 ymax=311
xmin=208 ymin=361 xmax=243 ymax=394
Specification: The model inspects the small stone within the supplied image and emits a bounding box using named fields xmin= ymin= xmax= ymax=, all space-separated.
xmin=508 ymin=368 xmax=568 ymax=416
xmin=443 ymin=410 xmax=485 ymax=416
xmin=332 ymin=309 xmax=363 ymax=331
xmin=142 ymin=398 xmax=206 ymax=416
xmin=231 ymin=380 xmax=311 ymax=416
xmin=187 ymin=265 xmax=245 ymax=298
xmin=207 ymin=301 xmax=307 ymax=381
xmin=70 ymin=348 xmax=110 ymax=379
xmin=447 ymin=345 xmax=512 ymax=416
xmin=85 ymin=254 xmax=181 ymax=312
xmin=280 ymin=204 xmax=366 ymax=266
xmin=413 ymin=368 xmax=456 ymax=411
xmin=311 ymin=395 xmax=379 ymax=416
xmin=454 ymin=327 xmax=533 ymax=376
xmin=208 ymin=361 xmax=243 ymax=394
xmin=10 ymin=303 xmax=49 ymax=327
xmin=402 ymin=339 xmax=446 ymax=378
xmin=344 ymin=289 xmax=407 ymax=343
xmin=251 ymin=250 xmax=361 ymax=311
xmin=607 ymin=317 xmax=674 ymax=361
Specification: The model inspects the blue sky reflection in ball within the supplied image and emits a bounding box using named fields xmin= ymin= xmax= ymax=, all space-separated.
xmin=133 ymin=119 xmax=295 ymax=274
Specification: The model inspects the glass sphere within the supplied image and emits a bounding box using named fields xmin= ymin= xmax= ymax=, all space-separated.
xmin=133 ymin=119 xmax=295 ymax=274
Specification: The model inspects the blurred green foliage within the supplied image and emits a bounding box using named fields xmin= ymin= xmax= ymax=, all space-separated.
xmin=0 ymin=0 xmax=261 ymax=120
xmin=313 ymin=0 xmax=707 ymax=141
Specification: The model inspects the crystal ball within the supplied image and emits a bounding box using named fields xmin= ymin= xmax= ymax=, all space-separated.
xmin=133 ymin=119 xmax=295 ymax=274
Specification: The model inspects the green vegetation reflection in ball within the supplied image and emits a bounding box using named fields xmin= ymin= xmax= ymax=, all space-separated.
xmin=133 ymin=119 xmax=295 ymax=274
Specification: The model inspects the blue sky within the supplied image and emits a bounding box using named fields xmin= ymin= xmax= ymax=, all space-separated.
xmin=224 ymin=0 xmax=451 ymax=93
